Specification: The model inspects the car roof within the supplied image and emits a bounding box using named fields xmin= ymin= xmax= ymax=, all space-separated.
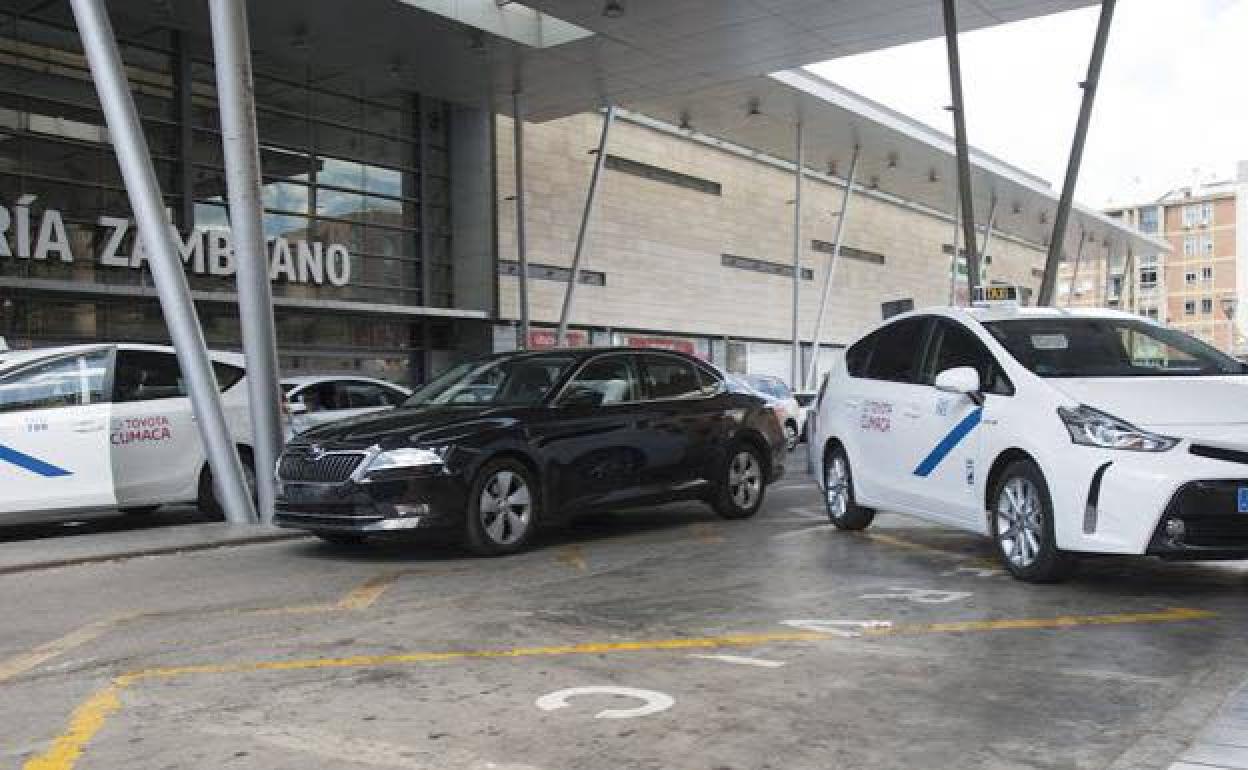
xmin=872 ymin=305 xmax=1145 ymax=331
xmin=0 ymin=343 xmax=245 ymax=371
xmin=282 ymin=375 xmax=411 ymax=391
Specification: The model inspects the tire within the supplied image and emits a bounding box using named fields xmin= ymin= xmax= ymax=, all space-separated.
xmin=823 ymin=444 xmax=875 ymax=531
xmin=711 ymin=442 xmax=767 ymax=520
xmin=120 ymin=505 xmax=161 ymax=516
xmin=197 ymin=448 xmax=257 ymax=521
xmin=783 ymin=421 xmax=799 ymax=452
xmin=315 ymin=532 xmax=367 ymax=546
xmin=464 ymin=458 xmax=540 ymax=556
xmin=989 ymin=459 xmax=1074 ymax=583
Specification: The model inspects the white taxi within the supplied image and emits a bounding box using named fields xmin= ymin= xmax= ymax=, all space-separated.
xmin=808 ymin=288 xmax=1248 ymax=582
xmin=0 ymin=343 xmax=254 ymax=523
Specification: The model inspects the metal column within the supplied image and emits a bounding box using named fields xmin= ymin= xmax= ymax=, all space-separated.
xmin=805 ymin=145 xmax=859 ymax=391
xmin=790 ymin=120 xmax=804 ymax=390
xmin=941 ymin=0 xmax=981 ymax=299
xmin=1065 ymin=227 xmax=1088 ymax=307
xmin=978 ymin=197 xmax=998 ymax=285
xmin=947 ymin=197 xmax=960 ymax=305
xmin=70 ymin=0 xmax=255 ymax=524
xmin=512 ymin=91 xmax=531 ymax=349
xmin=1037 ymin=0 xmax=1117 ymax=305
xmin=557 ymin=106 xmax=615 ymax=345
xmin=208 ymin=0 xmax=281 ymax=523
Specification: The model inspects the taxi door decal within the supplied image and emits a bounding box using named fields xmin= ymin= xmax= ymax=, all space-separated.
xmin=912 ymin=407 xmax=983 ymax=478
xmin=0 ymin=443 xmax=72 ymax=477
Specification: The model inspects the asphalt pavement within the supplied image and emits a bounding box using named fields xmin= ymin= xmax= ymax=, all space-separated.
xmin=3 ymin=452 xmax=1248 ymax=770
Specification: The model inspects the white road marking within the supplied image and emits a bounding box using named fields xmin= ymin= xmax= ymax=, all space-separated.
xmin=536 ymin=686 xmax=674 ymax=719
xmin=689 ymin=654 xmax=786 ymax=668
xmin=859 ymin=587 xmax=973 ymax=604
xmin=781 ymin=619 xmax=894 ymax=638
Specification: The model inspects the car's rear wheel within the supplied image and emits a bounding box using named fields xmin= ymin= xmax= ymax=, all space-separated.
xmin=711 ymin=442 xmax=766 ymax=519
xmin=990 ymin=459 xmax=1074 ymax=583
xmin=197 ymin=448 xmax=256 ymax=520
xmin=824 ymin=444 xmax=874 ymax=530
xmin=315 ymin=532 xmax=367 ymax=546
xmin=465 ymin=459 xmax=539 ymax=556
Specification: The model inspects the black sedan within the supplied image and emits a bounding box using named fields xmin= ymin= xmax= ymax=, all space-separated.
xmin=274 ymin=348 xmax=787 ymax=555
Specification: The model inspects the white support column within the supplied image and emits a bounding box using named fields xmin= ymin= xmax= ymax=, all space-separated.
xmin=942 ymin=0 xmax=981 ymax=299
xmin=790 ymin=120 xmax=804 ymax=389
xmin=978 ymin=197 xmax=998 ymax=286
xmin=948 ymin=196 xmax=960 ymax=305
xmin=557 ymin=106 xmax=615 ymax=346
xmin=512 ymin=90 xmax=531 ymax=349
xmin=208 ymin=0 xmax=281 ymax=523
xmin=1065 ymin=226 xmax=1088 ymax=307
xmin=70 ymin=0 xmax=255 ymax=524
xmin=805 ymin=145 xmax=859 ymax=391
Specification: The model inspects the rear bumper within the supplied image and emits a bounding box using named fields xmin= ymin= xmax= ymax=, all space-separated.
xmin=274 ymin=471 xmax=468 ymax=534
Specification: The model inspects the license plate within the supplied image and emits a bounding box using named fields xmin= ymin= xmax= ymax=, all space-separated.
xmin=1238 ymin=487 xmax=1248 ymax=513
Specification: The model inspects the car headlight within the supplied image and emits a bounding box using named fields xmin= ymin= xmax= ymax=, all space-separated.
xmin=1057 ymin=405 xmax=1178 ymax=452
xmin=363 ymin=446 xmax=448 ymax=474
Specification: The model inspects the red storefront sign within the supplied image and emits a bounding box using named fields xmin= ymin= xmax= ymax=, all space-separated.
xmin=623 ymin=335 xmax=702 ymax=357
xmin=528 ymin=329 xmax=589 ymax=349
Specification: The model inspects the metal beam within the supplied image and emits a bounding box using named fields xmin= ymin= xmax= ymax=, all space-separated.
xmin=557 ymin=105 xmax=615 ymax=345
xmin=805 ymin=145 xmax=859 ymax=391
xmin=941 ymin=0 xmax=980 ymax=300
xmin=512 ymin=90 xmax=531 ymax=348
xmin=979 ymin=196 xmax=998 ymax=285
xmin=209 ymin=0 xmax=281 ymax=523
xmin=1038 ymin=0 xmax=1117 ymax=306
xmin=947 ymin=196 xmax=960 ymax=305
xmin=1064 ymin=226 xmax=1088 ymax=307
xmin=790 ymin=119 xmax=804 ymax=389
xmin=70 ymin=0 xmax=256 ymax=525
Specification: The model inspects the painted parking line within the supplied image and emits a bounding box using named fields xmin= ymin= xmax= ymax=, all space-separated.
xmin=864 ymin=532 xmax=1000 ymax=569
xmin=23 ymin=607 xmax=1217 ymax=770
xmin=555 ymin=545 xmax=588 ymax=572
xmin=0 ymin=613 xmax=140 ymax=684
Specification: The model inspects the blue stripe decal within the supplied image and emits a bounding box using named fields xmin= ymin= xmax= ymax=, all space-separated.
xmin=0 ymin=443 xmax=72 ymax=477
xmin=912 ymin=408 xmax=983 ymax=478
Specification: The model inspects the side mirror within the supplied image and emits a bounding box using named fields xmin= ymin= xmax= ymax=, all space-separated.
xmin=933 ymin=366 xmax=983 ymax=404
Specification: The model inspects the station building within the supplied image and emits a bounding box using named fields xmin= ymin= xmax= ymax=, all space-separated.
xmin=0 ymin=0 xmax=1158 ymax=387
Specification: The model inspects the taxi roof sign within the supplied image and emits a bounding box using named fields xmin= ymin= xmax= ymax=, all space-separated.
xmin=971 ymin=285 xmax=1021 ymax=307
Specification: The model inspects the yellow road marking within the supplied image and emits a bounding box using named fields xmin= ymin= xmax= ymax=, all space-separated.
xmin=22 ymin=607 xmax=1215 ymax=770
xmin=555 ymin=545 xmax=588 ymax=572
xmin=0 ymin=613 xmax=139 ymax=684
xmin=691 ymin=522 xmax=725 ymax=544
xmin=334 ymin=571 xmax=404 ymax=611
xmin=864 ymin=532 xmax=999 ymax=569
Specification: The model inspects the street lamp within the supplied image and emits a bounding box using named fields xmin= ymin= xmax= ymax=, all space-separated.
xmin=1220 ymin=295 xmax=1238 ymax=357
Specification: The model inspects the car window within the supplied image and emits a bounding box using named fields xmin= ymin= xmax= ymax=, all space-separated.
xmin=295 ymin=382 xmax=340 ymax=412
xmin=558 ymin=355 xmax=639 ymax=407
xmin=213 ymin=363 xmax=245 ymax=392
xmin=406 ymin=355 xmax=577 ymax=407
xmin=0 ymin=349 xmax=110 ymax=413
xmin=862 ymin=318 xmax=928 ymax=383
xmin=922 ymin=320 xmax=1013 ymax=396
xmin=771 ymin=380 xmax=793 ymax=399
xmin=641 ymin=354 xmax=712 ymax=400
xmin=342 ymin=383 xmax=392 ymax=409
xmin=114 ymin=351 xmax=185 ymax=402
xmin=380 ymin=386 xmax=408 ymax=407
xmin=845 ymin=331 xmax=877 ymax=378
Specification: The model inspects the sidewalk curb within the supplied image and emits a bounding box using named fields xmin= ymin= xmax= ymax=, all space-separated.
xmin=0 ymin=530 xmax=310 ymax=576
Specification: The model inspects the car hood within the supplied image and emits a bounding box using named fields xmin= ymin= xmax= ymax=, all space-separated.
xmin=1049 ymin=377 xmax=1248 ymax=440
xmin=289 ymin=404 xmax=524 ymax=450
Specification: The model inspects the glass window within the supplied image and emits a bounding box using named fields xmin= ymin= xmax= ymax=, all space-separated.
xmin=341 ymin=382 xmax=394 ymax=409
xmin=845 ymin=333 xmax=876 ymax=378
xmin=1202 ymin=298 xmax=1214 ymax=315
xmin=983 ymin=318 xmax=1245 ymax=377
xmin=559 ymin=355 xmax=640 ymax=406
xmin=921 ymin=321 xmax=1013 ymax=396
xmin=114 ymin=350 xmax=184 ymax=402
xmin=0 ymin=349 xmax=110 ymax=413
xmin=1185 ymin=300 xmax=1197 ymax=316
xmin=406 ymin=355 xmax=576 ymax=407
xmin=641 ymin=354 xmax=709 ymax=400
xmin=1138 ymin=207 xmax=1159 ymax=234
xmin=863 ymin=318 xmax=928 ymax=383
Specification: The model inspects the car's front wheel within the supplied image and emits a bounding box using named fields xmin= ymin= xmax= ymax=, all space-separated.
xmin=711 ymin=442 xmax=766 ymax=519
xmin=824 ymin=444 xmax=874 ymax=530
xmin=465 ymin=459 xmax=539 ymax=556
xmin=783 ymin=421 xmax=799 ymax=452
xmin=990 ymin=459 xmax=1074 ymax=583
xmin=197 ymin=448 xmax=256 ymax=520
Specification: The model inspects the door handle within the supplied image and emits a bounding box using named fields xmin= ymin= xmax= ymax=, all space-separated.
xmin=72 ymin=418 xmax=107 ymax=433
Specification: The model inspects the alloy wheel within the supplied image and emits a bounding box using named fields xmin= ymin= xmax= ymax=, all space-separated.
xmin=479 ymin=470 xmax=532 ymax=545
xmin=996 ymin=476 xmax=1043 ymax=568
xmin=825 ymin=454 xmax=849 ymax=517
xmin=728 ymin=451 xmax=762 ymax=509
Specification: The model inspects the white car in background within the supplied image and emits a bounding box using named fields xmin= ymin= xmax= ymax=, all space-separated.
xmin=808 ymin=291 xmax=1248 ymax=582
xmin=736 ymin=374 xmax=804 ymax=450
xmin=0 ymin=343 xmax=254 ymax=522
xmin=282 ymin=375 xmax=411 ymax=437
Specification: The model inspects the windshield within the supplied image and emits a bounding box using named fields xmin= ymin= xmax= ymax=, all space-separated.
xmin=404 ymin=354 xmax=577 ymax=407
xmin=983 ymin=317 xmax=1248 ymax=378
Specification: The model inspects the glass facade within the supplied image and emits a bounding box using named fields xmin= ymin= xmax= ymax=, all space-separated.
xmin=0 ymin=7 xmax=458 ymax=384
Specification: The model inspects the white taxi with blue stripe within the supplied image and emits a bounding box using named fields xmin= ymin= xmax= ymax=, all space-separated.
xmin=808 ymin=287 xmax=1248 ymax=582
xmin=0 ymin=344 xmax=253 ymax=523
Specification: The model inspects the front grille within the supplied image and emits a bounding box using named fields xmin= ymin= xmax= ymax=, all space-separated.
xmin=1151 ymin=479 xmax=1248 ymax=552
xmin=1190 ymin=445 xmax=1248 ymax=465
xmin=278 ymin=450 xmax=366 ymax=483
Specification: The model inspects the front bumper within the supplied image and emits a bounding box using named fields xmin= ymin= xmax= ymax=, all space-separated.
xmin=274 ymin=470 xmax=468 ymax=535
xmin=1146 ymin=480 xmax=1248 ymax=559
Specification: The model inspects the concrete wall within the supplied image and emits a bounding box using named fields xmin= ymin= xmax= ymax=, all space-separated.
xmin=495 ymin=112 xmax=1048 ymax=347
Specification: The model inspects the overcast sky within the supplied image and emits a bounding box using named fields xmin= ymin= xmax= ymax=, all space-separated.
xmin=807 ymin=0 xmax=1248 ymax=209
